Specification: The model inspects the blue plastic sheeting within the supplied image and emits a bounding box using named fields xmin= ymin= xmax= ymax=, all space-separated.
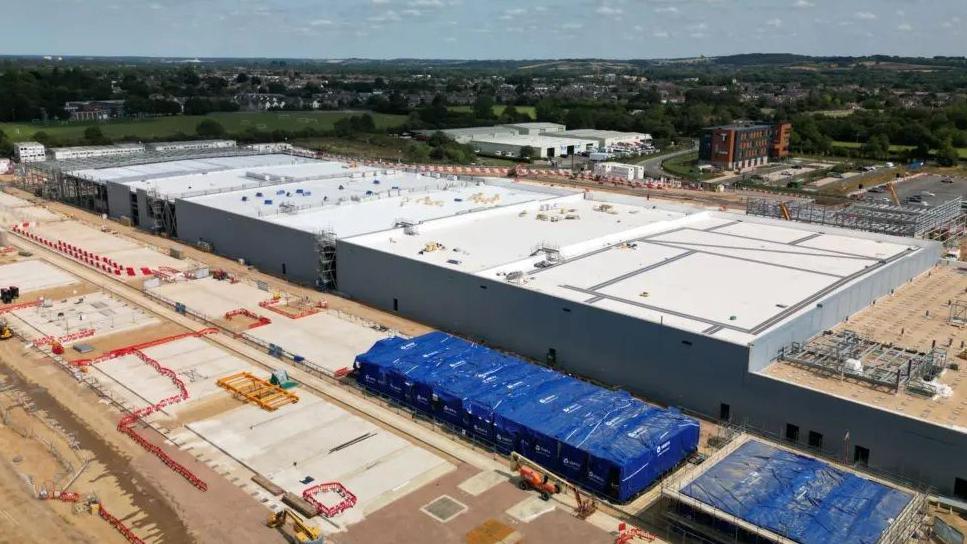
xmin=681 ymin=440 xmax=913 ymax=544
xmin=355 ymin=332 xmax=700 ymax=502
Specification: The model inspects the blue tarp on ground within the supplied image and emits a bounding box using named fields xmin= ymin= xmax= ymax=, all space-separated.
xmin=681 ymin=440 xmax=913 ymax=544
xmin=355 ymin=332 xmax=700 ymax=502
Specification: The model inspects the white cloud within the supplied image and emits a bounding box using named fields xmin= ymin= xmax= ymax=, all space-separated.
xmin=854 ymin=11 xmax=877 ymax=20
xmin=596 ymin=5 xmax=623 ymax=16
xmin=368 ymin=9 xmax=401 ymax=22
xmin=409 ymin=0 xmax=444 ymax=6
xmin=371 ymin=0 xmax=391 ymax=3
xmin=309 ymin=19 xmax=333 ymax=26
xmin=402 ymin=8 xmax=421 ymax=16
xmin=655 ymin=6 xmax=679 ymax=13
xmin=766 ymin=18 xmax=782 ymax=27
xmin=794 ymin=0 xmax=815 ymax=7
xmin=653 ymin=30 xmax=670 ymax=38
xmin=897 ymin=22 xmax=912 ymax=31
xmin=561 ymin=22 xmax=584 ymax=30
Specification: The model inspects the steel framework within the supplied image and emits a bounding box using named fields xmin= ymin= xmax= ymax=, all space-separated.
xmin=746 ymin=197 xmax=966 ymax=242
xmin=778 ymin=330 xmax=947 ymax=393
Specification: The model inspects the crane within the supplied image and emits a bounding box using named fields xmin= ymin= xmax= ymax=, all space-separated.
xmin=267 ymin=509 xmax=325 ymax=544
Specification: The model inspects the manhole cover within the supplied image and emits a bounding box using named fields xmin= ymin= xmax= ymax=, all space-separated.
xmin=421 ymin=495 xmax=467 ymax=523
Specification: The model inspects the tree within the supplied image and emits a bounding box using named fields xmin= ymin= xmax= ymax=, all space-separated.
xmin=936 ymin=138 xmax=960 ymax=167
xmin=235 ymin=73 xmax=249 ymax=83
xmin=196 ymin=119 xmax=226 ymax=138
xmin=83 ymin=126 xmax=108 ymax=144
xmin=472 ymin=94 xmax=496 ymax=120
xmin=861 ymin=133 xmax=890 ymax=159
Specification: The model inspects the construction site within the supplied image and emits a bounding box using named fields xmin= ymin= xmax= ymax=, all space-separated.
xmin=2 ymin=147 xmax=966 ymax=544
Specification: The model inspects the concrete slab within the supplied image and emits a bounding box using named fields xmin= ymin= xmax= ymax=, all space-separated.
xmin=458 ymin=470 xmax=507 ymax=497
xmin=505 ymin=495 xmax=555 ymax=523
xmin=92 ymin=336 xmax=258 ymax=414
xmin=246 ymin=311 xmax=388 ymax=375
xmin=188 ymin=395 xmax=453 ymax=527
xmin=11 ymin=292 xmax=158 ymax=343
xmin=0 ymin=260 xmax=79 ymax=293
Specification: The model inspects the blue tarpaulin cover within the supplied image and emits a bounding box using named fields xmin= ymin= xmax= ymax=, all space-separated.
xmin=681 ymin=440 xmax=913 ymax=544
xmin=355 ymin=332 xmax=699 ymax=502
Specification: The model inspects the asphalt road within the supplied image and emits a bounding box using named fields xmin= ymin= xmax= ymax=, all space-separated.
xmin=639 ymin=141 xmax=698 ymax=178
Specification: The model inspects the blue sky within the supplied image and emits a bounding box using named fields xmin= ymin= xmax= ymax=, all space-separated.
xmin=4 ymin=0 xmax=965 ymax=59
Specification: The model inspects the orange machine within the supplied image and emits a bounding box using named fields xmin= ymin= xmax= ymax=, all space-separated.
xmin=516 ymin=465 xmax=560 ymax=501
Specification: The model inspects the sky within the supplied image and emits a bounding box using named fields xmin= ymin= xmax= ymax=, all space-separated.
xmin=3 ymin=0 xmax=966 ymax=60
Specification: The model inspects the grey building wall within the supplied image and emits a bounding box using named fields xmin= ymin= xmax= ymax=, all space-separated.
xmin=175 ymin=198 xmax=319 ymax=284
xmin=748 ymin=242 xmax=942 ymax=370
xmin=105 ymin=181 xmax=133 ymax=220
xmin=335 ymin=239 xmax=963 ymax=494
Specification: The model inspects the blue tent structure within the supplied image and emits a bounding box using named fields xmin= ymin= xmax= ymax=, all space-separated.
xmin=355 ymin=332 xmax=700 ymax=502
xmin=680 ymin=440 xmax=913 ymax=544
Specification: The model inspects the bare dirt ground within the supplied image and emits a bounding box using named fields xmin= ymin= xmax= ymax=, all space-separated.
xmin=0 ymin=326 xmax=279 ymax=544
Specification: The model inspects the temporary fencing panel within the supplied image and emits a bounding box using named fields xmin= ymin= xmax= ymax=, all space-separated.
xmin=355 ymin=333 xmax=700 ymax=502
xmin=681 ymin=440 xmax=913 ymax=544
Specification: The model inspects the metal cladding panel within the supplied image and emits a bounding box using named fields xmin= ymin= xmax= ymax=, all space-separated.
xmin=354 ymin=332 xmax=700 ymax=502
xmin=681 ymin=440 xmax=913 ymax=544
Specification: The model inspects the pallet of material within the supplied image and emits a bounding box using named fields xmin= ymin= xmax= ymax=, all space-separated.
xmin=282 ymin=491 xmax=318 ymax=519
xmin=251 ymin=474 xmax=284 ymax=496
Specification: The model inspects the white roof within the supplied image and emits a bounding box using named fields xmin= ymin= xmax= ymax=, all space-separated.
xmin=502 ymin=122 xmax=566 ymax=130
xmin=470 ymin=134 xmax=597 ymax=148
xmin=69 ymin=154 xmax=328 ymax=195
xmin=347 ymin=195 xmax=925 ymax=344
xmin=185 ymin=173 xmax=562 ymax=237
xmin=558 ymin=129 xmax=648 ymax=141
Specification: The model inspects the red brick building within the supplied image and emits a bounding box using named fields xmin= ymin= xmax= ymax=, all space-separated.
xmin=699 ymin=122 xmax=791 ymax=170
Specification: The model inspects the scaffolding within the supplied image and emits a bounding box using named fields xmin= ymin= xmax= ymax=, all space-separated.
xmin=746 ymin=197 xmax=966 ymax=243
xmin=778 ymin=330 xmax=947 ymax=393
xmin=315 ymin=228 xmax=338 ymax=290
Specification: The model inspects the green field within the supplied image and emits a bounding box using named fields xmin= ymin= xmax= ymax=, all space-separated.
xmin=0 ymin=111 xmax=408 ymax=144
xmin=661 ymin=151 xmax=719 ymax=181
xmin=831 ymin=140 xmax=967 ymax=159
xmin=447 ymin=105 xmax=537 ymax=120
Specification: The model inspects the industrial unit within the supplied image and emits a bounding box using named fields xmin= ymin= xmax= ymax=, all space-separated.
xmin=557 ymin=129 xmax=651 ymax=148
xmin=336 ymin=191 xmax=967 ymax=496
xmin=471 ymin=133 xmax=597 ymax=159
xmin=176 ymin=174 xmax=567 ymax=287
xmin=12 ymin=145 xmax=966 ymax=501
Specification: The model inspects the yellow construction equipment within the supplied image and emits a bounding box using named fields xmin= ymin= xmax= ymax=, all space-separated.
xmin=0 ymin=319 xmax=13 ymax=340
xmin=267 ymin=508 xmax=325 ymax=544
xmin=216 ymin=372 xmax=299 ymax=411
xmin=885 ymin=182 xmax=901 ymax=206
xmin=778 ymin=202 xmax=791 ymax=221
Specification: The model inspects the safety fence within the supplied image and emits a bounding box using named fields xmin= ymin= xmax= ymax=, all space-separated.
xmin=9 ymin=222 xmax=153 ymax=277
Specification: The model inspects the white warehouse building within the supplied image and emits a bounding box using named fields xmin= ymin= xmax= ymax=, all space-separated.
xmin=335 ymin=192 xmax=966 ymax=496
xmin=470 ymin=134 xmax=597 ymax=159
xmin=557 ymin=129 xmax=652 ymax=148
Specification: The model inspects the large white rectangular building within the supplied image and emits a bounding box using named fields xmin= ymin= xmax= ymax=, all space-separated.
xmin=470 ymin=134 xmax=597 ymax=159
xmin=335 ymin=192 xmax=965 ymax=495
